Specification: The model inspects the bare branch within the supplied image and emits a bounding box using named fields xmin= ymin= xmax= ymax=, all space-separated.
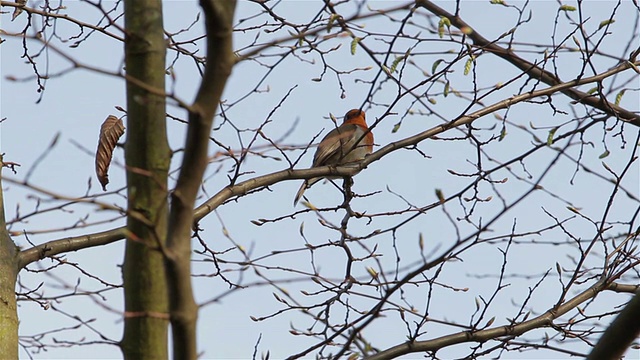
xmin=368 ymin=279 xmax=613 ymax=359
xmin=194 ymin=60 xmax=639 ymax=219
xmin=17 ymin=228 xmax=125 ymax=270
xmin=416 ymin=0 xmax=640 ymax=127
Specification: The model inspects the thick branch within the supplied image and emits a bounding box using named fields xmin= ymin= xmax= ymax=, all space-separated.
xmin=164 ymin=1 xmax=236 ymax=360
xmin=417 ymin=0 xmax=640 ymax=127
xmin=587 ymin=291 xmax=640 ymax=360
xmin=17 ymin=227 xmax=125 ymax=269
xmin=367 ymin=279 xmax=612 ymax=360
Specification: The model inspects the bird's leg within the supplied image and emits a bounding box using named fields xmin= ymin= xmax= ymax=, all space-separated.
xmin=341 ymin=176 xmax=354 ymax=208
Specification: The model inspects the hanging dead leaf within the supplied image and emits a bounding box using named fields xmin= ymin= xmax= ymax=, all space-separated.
xmin=12 ymin=0 xmax=27 ymax=21
xmin=95 ymin=115 xmax=125 ymax=191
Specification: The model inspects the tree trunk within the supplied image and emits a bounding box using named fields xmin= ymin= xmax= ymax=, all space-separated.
xmin=0 ymin=156 xmax=19 ymax=359
xmin=120 ymin=1 xmax=170 ymax=359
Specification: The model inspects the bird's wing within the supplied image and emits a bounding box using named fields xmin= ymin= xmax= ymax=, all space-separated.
xmin=312 ymin=124 xmax=362 ymax=166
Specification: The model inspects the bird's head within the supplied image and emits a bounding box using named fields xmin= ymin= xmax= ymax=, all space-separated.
xmin=343 ymin=109 xmax=366 ymax=124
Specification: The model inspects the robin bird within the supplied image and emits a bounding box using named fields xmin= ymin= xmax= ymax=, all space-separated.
xmin=294 ymin=109 xmax=374 ymax=205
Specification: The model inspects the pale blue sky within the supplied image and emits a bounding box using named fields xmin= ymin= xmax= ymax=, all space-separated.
xmin=2 ymin=1 xmax=639 ymax=359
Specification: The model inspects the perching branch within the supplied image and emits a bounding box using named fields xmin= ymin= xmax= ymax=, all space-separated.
xmin=194 ymin=59 xmax=640 ymax=218
xmin=15 ymin=59 xmax=639 ymax=269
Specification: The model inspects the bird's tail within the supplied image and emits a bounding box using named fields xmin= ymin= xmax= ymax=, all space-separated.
xmin=293 ymin=181 xmax=308 ymax=205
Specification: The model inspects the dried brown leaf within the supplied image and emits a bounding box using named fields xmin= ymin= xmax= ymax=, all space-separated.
xmin=95 ymin=115 xmax=125 ymax=191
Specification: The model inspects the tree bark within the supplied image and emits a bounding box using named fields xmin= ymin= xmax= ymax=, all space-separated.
xmin=120 ymin=1 xmax=170 ymax=359
xmin=163 ymin=1 xmax=236 ymax=359
xmin=0 ymin=156 xmax=19 ymax=359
